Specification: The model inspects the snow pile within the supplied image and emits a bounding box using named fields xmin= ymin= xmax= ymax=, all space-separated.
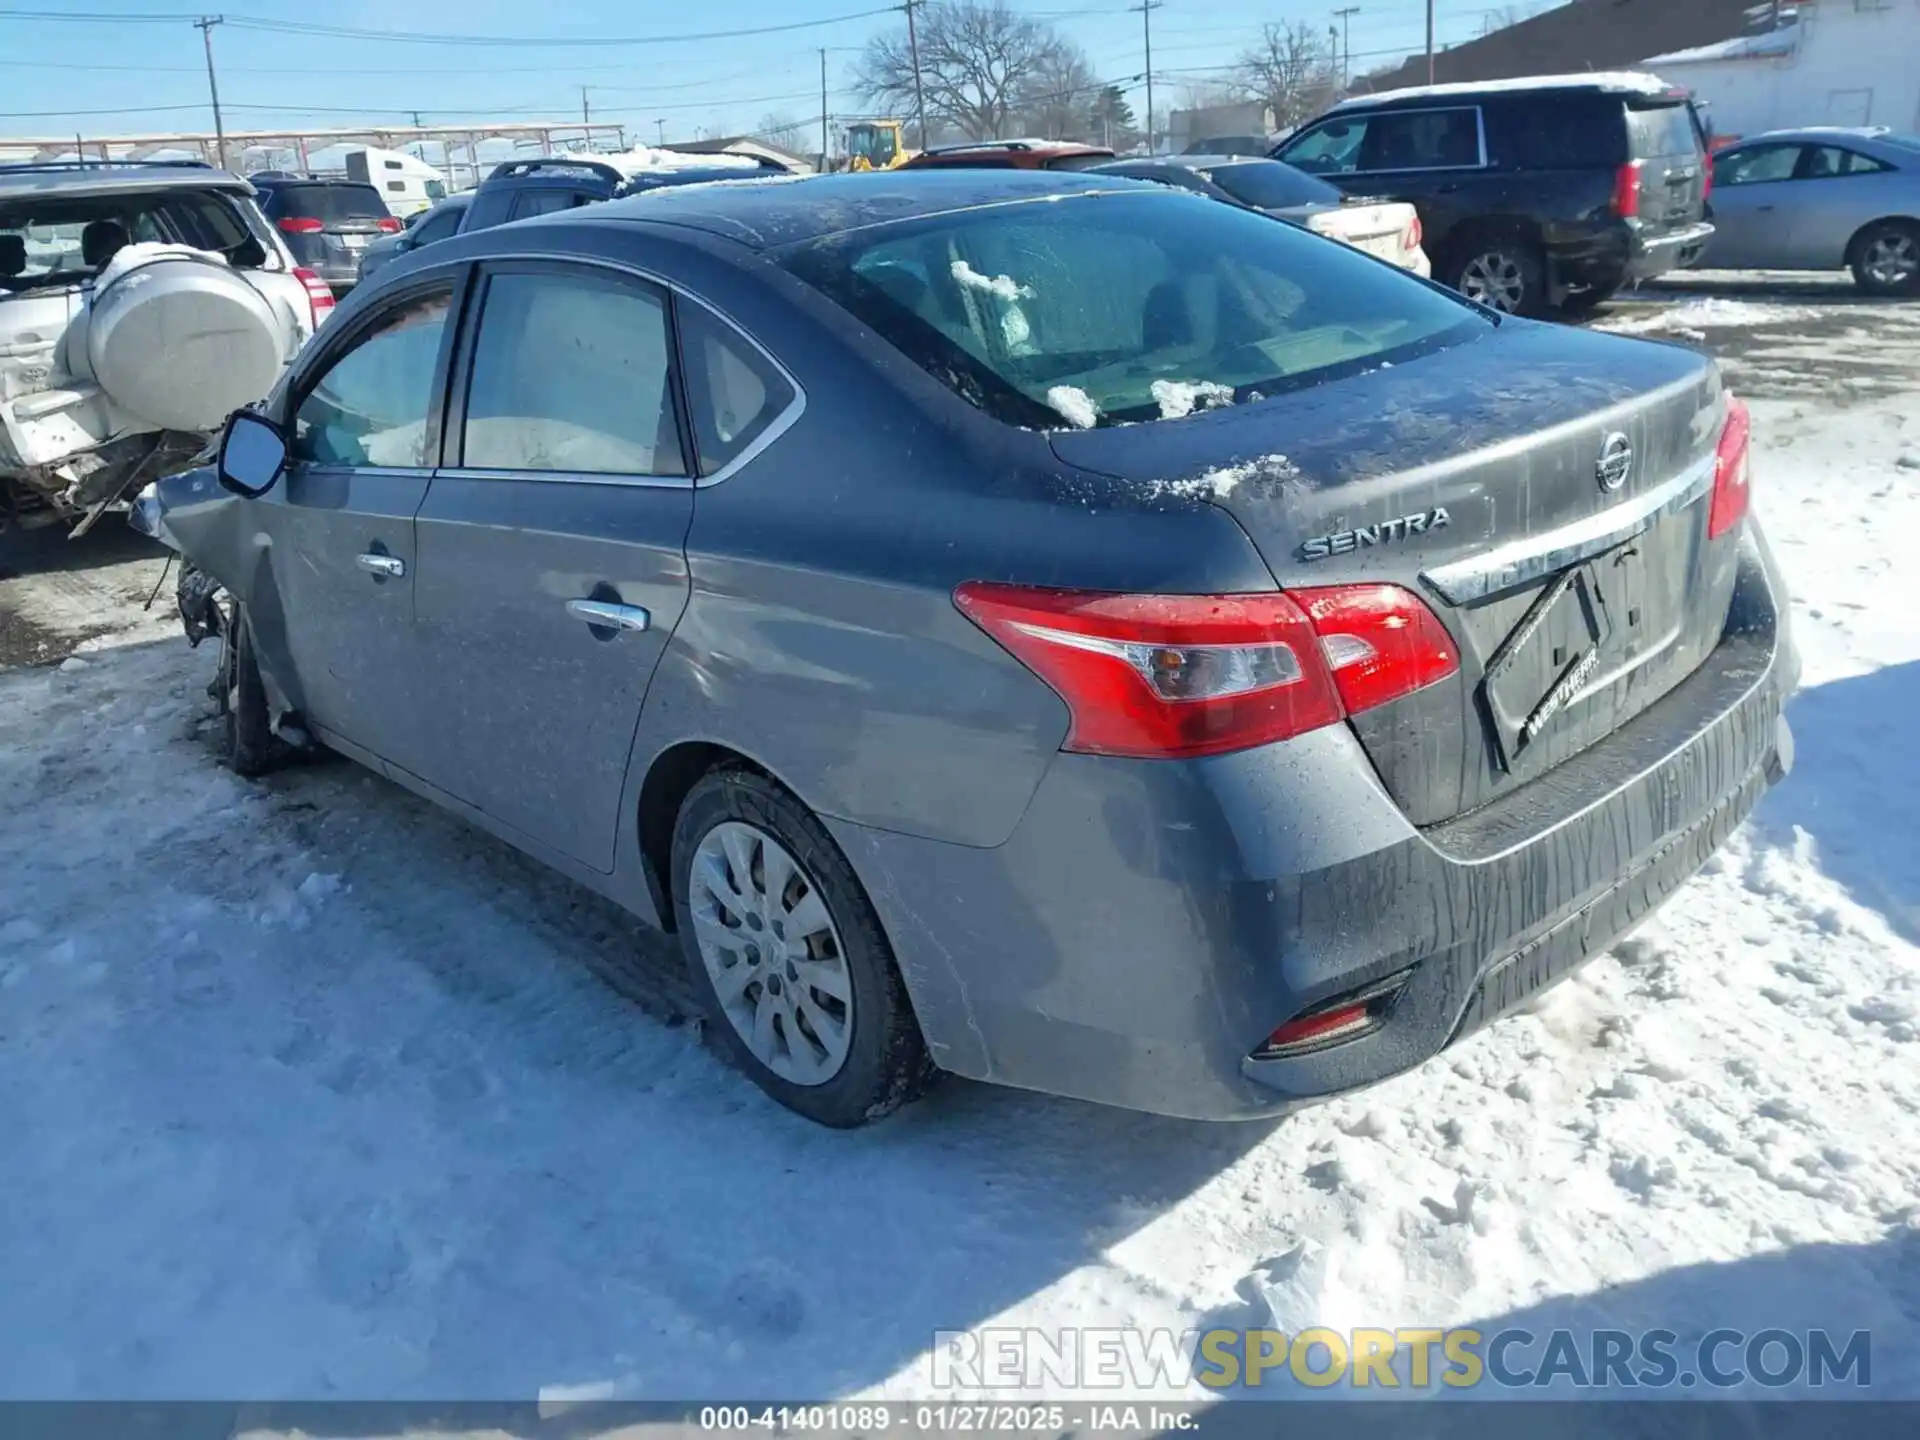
xmin=1597 ymin=298 xmax=1823 ymax=336
xmin=1045 ymin=385 xmax=1100 ymax=429
xmin=949 ymin=260 xmax=1029 ymax=302
xmin=1150 ymin=379 xmax=1235 ymax=420
xmin=600 ymin=145 xmax=763 ymax=176
xmin=1152 ymin=453 xmax=1299 ymax=500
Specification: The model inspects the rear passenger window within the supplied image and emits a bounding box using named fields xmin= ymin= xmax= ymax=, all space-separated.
xmin=678 ymin=301 xmax=796 ymax=473
xmin=1504 ymin=96 xmax=1624 ymax=168
xmin=461 ymin=269 xmax=686 ymax=477
xmin=1804 ymin=146 xmax=1891 ymax=177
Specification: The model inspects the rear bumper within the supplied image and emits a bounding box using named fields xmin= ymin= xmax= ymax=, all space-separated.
xmin=830 ymin=521 xmax=1797 ymax=1120
xmin=1550 ymin=221 xmax=1716 ymax=291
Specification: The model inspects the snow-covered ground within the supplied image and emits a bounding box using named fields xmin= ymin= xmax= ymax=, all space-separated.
xmin=3 ymin=288 xmax=1918 ymax=1406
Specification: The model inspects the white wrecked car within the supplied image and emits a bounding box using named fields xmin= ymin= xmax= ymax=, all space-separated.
xmin=0 ymin=160 xmax=333 ymax=535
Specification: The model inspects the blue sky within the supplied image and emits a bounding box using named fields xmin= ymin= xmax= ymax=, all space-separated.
xmin=0 ymin=0 xmax=1516 ymax=147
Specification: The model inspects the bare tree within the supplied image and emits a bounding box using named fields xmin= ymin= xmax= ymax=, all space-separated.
xmin=853 ymin=0 xmax=1068 ymax=141
xmin=1233 ymin=21 xmax=1339 ymax=131
xmin=754 ymin=112 xmax=808 ymax=154
xmin=1016 ymin=43 xmax=1100 ymax=140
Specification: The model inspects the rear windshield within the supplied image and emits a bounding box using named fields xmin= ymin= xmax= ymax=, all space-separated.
xmin=1197 ymin=160 xmax=1341 ymax=209
xmin=1043 ymin=153 xmax=1119 ymax=172
xmin=1626 ymin=102 xmax=1702 ymax=159
xmin=265 ymin=183 xmax=390 ymax=221
xmin=782 ymin=190 xmax=1487 ymax=430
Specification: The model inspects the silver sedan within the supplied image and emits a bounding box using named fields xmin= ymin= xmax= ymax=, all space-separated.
xmin=1702 ymin=127 xmax=1920 ymax=294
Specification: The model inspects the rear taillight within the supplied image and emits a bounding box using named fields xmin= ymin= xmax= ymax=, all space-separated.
xmin=952 ymin=582 xmax=1456 ymax=760
xmin=293 ymin=266 xmax=335 ymax=329
xmin=1612 ymin=160 xmax=1643 ymax=220
xmin=376 ymin=216 xmax=403 ymax=233
xmin=1701 ymin=158 xmax=1713 ymax=204
xmin=1404 ymin=213 xmax=1423 ymax=251
xmin=1709 ymin=394 xmax=1752 ymax=540
xmin=1291 ymin=585 xmax=1459 ymax=717
xmin=277 ymin=216 xmax=325 ymax=234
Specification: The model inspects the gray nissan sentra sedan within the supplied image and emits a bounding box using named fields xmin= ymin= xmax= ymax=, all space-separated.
xmin=135 ymin=170 xmax=1798 ymax=1127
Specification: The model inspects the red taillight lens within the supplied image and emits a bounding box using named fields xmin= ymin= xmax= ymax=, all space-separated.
xmin=1405 ymin=213 xmax=1423 ymax=251
xmin=1291 ymin=584 xmax=1459 ymax=717
xmin=376 ymin=216 xmax=403 ymax=233
xmin=277 ymin=216 xmax=325 ymax=234
xmin=293 ymin=266 xmax=335 ymax=329
xmin=1612 ymin=160 xmax=1643 ymax=219
xmin=1701 ymin=159 xmax=1713 ymax=204
xmin=1709 ymin=394 xmax=1752 ymax=539
xmin=953 ymin=582 xmax=1456 ymax=760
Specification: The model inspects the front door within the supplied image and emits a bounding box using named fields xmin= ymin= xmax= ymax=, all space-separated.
xmin=264 ymin=279 xmax=457 ymax=770
xmin=1704 ymin=143 xmax=1805 ymax=269
xmin=409 ymin=261 xmax=696 ymax=872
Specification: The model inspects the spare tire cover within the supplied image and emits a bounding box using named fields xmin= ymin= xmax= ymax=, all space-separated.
xmin=86 ymin=244 xmax=284 ymax=431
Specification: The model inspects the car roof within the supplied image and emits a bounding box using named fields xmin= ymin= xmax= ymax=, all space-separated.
xmin=0 ymin=162 xmax=255 ymax=200
xmin=1333 ymin=70 xmax=1677 ymax=110
xmin=582 ymin=168 xmax=1149 ymax=249
xmin=1725 ymin=126 xmax=1912 ymax=150
xmin=916 ymin=138 xmax=1112 ymax=157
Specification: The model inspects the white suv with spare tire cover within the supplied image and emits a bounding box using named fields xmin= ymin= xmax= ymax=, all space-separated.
xmin=0 ymin=160 xmax=332 ymax=536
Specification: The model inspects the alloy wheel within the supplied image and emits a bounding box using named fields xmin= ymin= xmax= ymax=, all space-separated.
xmin=1459 ymin=251 xmax=1527 ymax=313
xmin=1864 ymin=233 xmax=1918 ymax=289
xmin=688 ymin=820 xmax=853 ymax=1086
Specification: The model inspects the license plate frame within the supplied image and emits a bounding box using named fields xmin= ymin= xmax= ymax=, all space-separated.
xmin=1479 ymin=553 xmax=1624 ymax=771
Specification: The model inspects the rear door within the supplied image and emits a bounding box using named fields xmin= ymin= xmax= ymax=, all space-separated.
xmin=264 ymin=278 xmax=458 ymax=769
xmin=1785 ymin=142 xmax=1904 ymax=266
xmin=408 ymin=259 xmax=696 ymax=871
xmin=1624 ymin=97 xmax=1709 ymax=238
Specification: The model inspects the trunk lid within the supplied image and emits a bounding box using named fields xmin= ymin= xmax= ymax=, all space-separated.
xmin=1293 ymin=199 xmax=1418 ymax=268
xmin=1049 ymin=321 xmax=1737 ymax=825
xmin=1625 ymin=98 xmax=1709 ymax=237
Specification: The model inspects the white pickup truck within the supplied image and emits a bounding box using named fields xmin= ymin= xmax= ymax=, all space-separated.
xmin=1 ymin=161 xmax=334 ymax=535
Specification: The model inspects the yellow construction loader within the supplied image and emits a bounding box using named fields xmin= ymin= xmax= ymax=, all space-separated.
xmin=845 ymin=120 xmax=913 ymax=171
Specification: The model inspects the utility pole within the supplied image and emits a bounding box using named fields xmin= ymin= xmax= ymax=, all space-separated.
xmin=903 ymin=0 xmax=928 ymax=151
xmin=819 ymin=47 xmax=830 ymax=171
xmin=580 ymin=87 xmax=591 ymax=125
xmin=1425 ymin=0 xmax=1435 ymax=85
xmin=655 ymin=118 xmax=666 ymax=145
xmin=195 ymin=15 xmax=227 ymax=171
xmin=1134 ymin=0 xmax=1161 ymax=155
xmin=1333 ymin=6 xmax=1359 ymax=90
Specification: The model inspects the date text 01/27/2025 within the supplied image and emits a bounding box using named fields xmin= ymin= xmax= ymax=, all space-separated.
xmin=697 ymin=1405 xmax=1197 ymax=1433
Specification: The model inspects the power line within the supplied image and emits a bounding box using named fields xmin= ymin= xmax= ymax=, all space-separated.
xmin=194 ymin=14 xmax=225 ymax=169
xmin=218 ymin=7 xmax=897 ymax=48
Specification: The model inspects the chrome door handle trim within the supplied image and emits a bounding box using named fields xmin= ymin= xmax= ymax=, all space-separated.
xmin=566 ymin=598 xmax=651 ymax=632
xmin=356 ymin=552 xmax=405 ymax=578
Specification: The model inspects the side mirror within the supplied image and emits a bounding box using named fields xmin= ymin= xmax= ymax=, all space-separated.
xmin=217 ymin=410 xmax=289 ymax=498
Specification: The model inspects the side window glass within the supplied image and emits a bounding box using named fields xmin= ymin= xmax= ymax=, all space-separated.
xmin=1716 ymin=145 xmax=1800 ymax=186
xmin=1358 ymin=108 xmax=1480 ymax=171
xmin=510 ymin=190 xmax=571 ymax=221
xmin=292 ymin=288 xmax=451 ymax=468
xmin=461 ymin=269 xmax=686 ymax=477
xmin=679 ymin=301 xmax=797 ymax=474
xmin=1280 ymin=119 xmax=1367 ymax=174
xmin=413 ymin=207 xmax=461 ymax=244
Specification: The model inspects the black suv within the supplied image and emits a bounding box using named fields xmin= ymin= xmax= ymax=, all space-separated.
xmin=249 ymin=175 xmax=399 ymax=296
xmin=1274 ymin=74 xmax=1713 ymax=315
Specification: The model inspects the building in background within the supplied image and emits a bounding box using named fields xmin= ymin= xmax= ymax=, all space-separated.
xmin=1168 ymin=101 xmax=1276 ymax=155
xmin=1647 ymin=1 xmax=1920 ymax=141
xmin=1356 ymin=0 xmax=1758 ymax=92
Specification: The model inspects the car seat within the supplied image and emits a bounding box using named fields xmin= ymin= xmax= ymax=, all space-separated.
xmin=81 ymin=219 xmax=129 ymax=270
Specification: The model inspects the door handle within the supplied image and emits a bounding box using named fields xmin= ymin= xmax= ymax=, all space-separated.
xmin=566 ymin=598 xmax=651 ymax=633
xmin=356 ymin=552 xmax=405 ymax=578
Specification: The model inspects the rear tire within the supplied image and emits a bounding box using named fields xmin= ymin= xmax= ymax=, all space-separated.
xmin=1849 ymin=220 xmax=1920 ymax=297
xmin=671 ymin=767 xmax=935 ymax=1127
xmin=218 ymin=605 xmax=290 ymax=778
xmin=1445 ymin=230 xmax=1547 ymax=317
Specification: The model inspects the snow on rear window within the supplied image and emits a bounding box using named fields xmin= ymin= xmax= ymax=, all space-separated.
xmin=784 ymin=190 xmax=1487 ymax=429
